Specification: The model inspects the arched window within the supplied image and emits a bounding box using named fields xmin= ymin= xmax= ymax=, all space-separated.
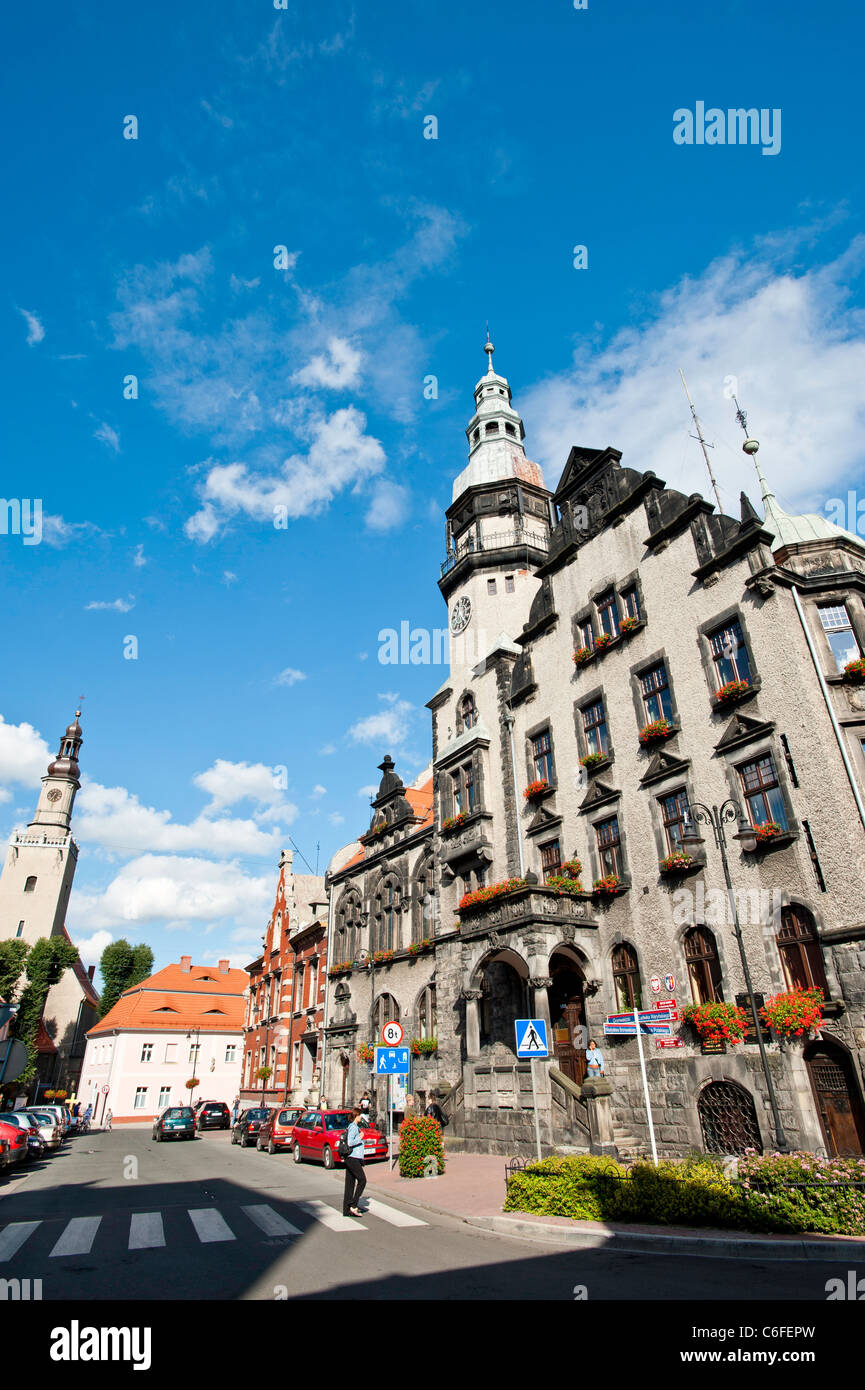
xmin=698 ymin=1081 xmax=762 ymax=1155
xmin=612 ymin=943 xmax=642 ymax=1011
xmin=684 ymin=926 xmax=724 ymax=1004
xmin=24 ymin=876 xmax=37 ymax=893
xmin=376 ymin=878 xmax=400 ymax=952
xmin=415 ymin=861 xmax=437 ymax=942
xmin=777 ymin=905 xmax=829 ymax=994
xmin=459 ymin=693 xmax=477 ymax=732
xmin=374 ymin=994 xmax=400 ymax=1035
xmin=416 ymin=985 xmax=437 ymax=1040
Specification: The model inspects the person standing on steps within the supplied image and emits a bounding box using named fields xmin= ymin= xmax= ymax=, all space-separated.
xmin=342 ymin=1105 xmax=367 ymax=1218
xmin=585 ymin=1039 xmax=605 ymax=1078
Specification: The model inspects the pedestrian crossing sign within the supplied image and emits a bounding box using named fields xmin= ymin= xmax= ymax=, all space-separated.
xmin=514 ymin=1018 xmax=549 ymax=1058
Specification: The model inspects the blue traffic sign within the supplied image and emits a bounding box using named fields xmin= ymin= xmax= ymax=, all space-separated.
xmin=375 ymin=1046 xmax=410 ymax=1074
xmin=514 ymin=1018 xmax=549 ymax=1058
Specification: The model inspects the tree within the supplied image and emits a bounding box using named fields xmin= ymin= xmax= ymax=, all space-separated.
xmin=0 ymin=938 xmax=30 ymax=1007
xmin=10 ymin=936 xmax=79 ymax=1083
xmin=98 ymin=938 xmax=153 ymax=1018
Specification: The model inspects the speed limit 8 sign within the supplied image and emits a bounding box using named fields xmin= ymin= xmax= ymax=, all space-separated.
xmin=381 ymin=1020 xmax=403 ymax=1046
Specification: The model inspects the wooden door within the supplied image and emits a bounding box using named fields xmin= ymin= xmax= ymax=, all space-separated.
xmin=553 ymin=1001 xmax=587 ymax=1085
xmin=807 ymin=1050 xmax=865 ymax=1156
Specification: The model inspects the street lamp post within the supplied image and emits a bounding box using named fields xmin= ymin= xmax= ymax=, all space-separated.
xmin=186 ymin=1028 xmax=201 ymax=1109
xmin=681 ymin=799 xmax=789 ymax=1152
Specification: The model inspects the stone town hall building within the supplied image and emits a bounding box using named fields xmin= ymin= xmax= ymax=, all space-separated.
xmin=323 ymin=339 xmax=865 ymax=1159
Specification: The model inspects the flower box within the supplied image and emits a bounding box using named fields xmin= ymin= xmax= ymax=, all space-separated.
xmin=373 ymin=949 xmax=395 ymax=966
xmin=760 ymin=986 xmax=824 ymax=1038
xmin=681 ymin=1001 xmax=748 ymax=1045
xmin=620 ymin=615 xmax=641 ymax=635
xmin=592 ymin=874 xmax=622 ymax=897
xmin=356 ymin=1043 xmax=374 ymax=1064
xmin=328 ymin=960 xmax=354 ymax=977
xmin=659 ymin=851 xmax=695 ymax=875
xmin=715 ymin=679 xmax=752 ymax=703
xmin=580 ymin=752 xmax=609 ymax=771
xmin=459 ymin=878 xmax=527 ymax=914
xmin=639 ymin=717 xmax=673 ymax=746
xmin=366 ymin=821 xmax=389 ymax=841
xmin=753 ymin=821 xmax=783 ymax=843
xmin=572 ymin=646 xmax=594 ymax=666
xmin=844 ymin=657 xmax=865 ymax=682
xmin=441 ymin=811 xmax=471 ymax=835
xmin=523 ymin=779 xmax=550 ymax=802
xmin=408 ymin=938 xmax=434 ymax=956
xmin=562 ymin=858 xmax=582 ymax=878
xmin=546 ymin=874 xmax=583 ymax=895
xmin=409 ymin=1036 xmax=438 ymax=1057
xmin=594 ymin=632 xmax=614 ymax=650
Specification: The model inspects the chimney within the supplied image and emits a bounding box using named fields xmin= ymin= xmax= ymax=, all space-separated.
xmin=180 ymin=955 xmax=192 ymax=973
xmin=87 ymin=965 xmax=95 ymax=981
xmin=218 ymin=959 xmax=230 ymax=974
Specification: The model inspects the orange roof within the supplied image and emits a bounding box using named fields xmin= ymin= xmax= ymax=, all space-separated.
xmin=86 ymin=959 xmax=248 ymax=1037
xmin=35 ymin=1019 xmax=58 ymax=1054
xmin=406 ymin=778 xmax=433 ymax=828
xmin=130 ymin=963 xmax=248 ymax=996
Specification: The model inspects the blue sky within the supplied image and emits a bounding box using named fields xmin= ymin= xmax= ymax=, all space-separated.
xmin=2 ymin=0 xmax=864 ymax=976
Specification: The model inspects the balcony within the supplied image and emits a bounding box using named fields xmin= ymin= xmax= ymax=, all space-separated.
xmin=440 ymin=527 xmax=549 ymax=578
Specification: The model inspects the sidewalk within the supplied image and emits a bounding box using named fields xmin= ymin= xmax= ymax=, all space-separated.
xmin=361 ymin=1150 xmax=865 ymax=1263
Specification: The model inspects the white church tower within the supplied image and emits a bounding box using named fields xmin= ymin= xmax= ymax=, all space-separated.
xmin=0 ymin=710 xmax=84 ymax=946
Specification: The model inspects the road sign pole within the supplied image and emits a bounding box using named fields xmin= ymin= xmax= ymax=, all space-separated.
xmin=530 ymin=1058 xmax=543 ymax=1163
xmin=388 ymin=1074 xmax=392 ymax=1167
xmin=633 ymin=1006 xmax=658 ymax=1165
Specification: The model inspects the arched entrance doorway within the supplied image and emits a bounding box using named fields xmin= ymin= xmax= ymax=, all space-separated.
xmin=805 ymin=1038 xmax=865 ymax=1156
xmin=477 ymin=951 xmax=529 ymax=1054
xmin=548 ymin=950 xmax=587 ymax=1085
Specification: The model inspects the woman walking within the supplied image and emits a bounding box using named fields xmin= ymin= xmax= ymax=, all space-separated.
xmin=342 ymin=1105 xmax=367 ymax=1218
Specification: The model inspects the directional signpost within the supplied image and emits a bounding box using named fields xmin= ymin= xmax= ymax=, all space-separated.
xmin=515 ymin=1019 xmax=549 ymax=1161
xmin=375 ymin=1046 xmax=410 ymax=1165
xmin=602 ymin=1007 xmax=669 ymax=1164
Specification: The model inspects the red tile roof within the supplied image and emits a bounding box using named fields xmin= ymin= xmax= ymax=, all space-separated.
xmin=86 ymin=959 xmax=248 ymax=1037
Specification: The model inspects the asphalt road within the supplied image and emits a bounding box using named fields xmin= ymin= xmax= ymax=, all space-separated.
xmin=1 ymin=1128 xmax=862 ymax=1301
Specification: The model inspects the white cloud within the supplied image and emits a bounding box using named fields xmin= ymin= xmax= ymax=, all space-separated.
xmin=230 ymin=274 xmax=260 ymax=293
xmin=222 ymin=570 xmax=238 ymax=585
xmin=69 ymin=854 xmax=273 ymax=933
xmin=19 ymin=308 xmax=44 ymax=345
xmin=274 ymin=667 xmax=306 ymax=687
xmin=191 ymin=758 xmax=295 ymax=817
xmin=76 ymin=780 xmax=290 ymax=858
xmin=365 ymin=477 xmax=409 ymax=531
xmin=67 ymin=929 xmax=114 ymax=968
xmin=312 ymin=785 xmax=327 ymax=798
xmin=85 ymin=596 xmax=135 ymax=613
xmin=522 ymin=231 xmax=865 ymax=516
xmin=132 ymin=544 xmax=147 ymax=567
xmin=41 ymin=515 xmax=102 ymax=547
xmin=94 ymin=421 xmax=121 ymax=453
xmin=293 ymin=336 xmax=362 ymax=389
xmin=357 ymin=784 xmax=377 ymax=797
xmin=201 ymin=98 xmax=234 ymax=129
xmin=0 ymin=715 xmax=52 ymax=791
xmin=328 ymin=813 xmax=345 ymax=825
xmin=348 ymin=696 xmax=414 ymax=748
xmin=319 ymin=743 xmax=337 ymax=755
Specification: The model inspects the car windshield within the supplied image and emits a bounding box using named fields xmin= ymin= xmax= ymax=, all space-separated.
xmin=29 ymin=1113 xmax=54 ymax=1123
xmin=323 ymin=1114 xmax=352 ymax=1131
xmin=164 ymin=1108 xmax=193 ymax=1119
xmin=243 ymin=1109 xmax=269 ymax=1120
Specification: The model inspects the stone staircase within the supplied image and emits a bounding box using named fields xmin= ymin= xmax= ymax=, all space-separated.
xmin=612 ymin=1123 xmax=644 ymax=1159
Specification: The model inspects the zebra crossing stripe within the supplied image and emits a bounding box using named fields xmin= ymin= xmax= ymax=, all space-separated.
xmin=241 ymin=1204 xmax=302 ymax=1238
xmin=188 ymin=1208 xmax=236 ymax=1243
xmin=129 ymin=1212 xmax=165 ymax=1250
xmin=50 ymin=1216 xmax=102 ymax=1258
xmin=296 ymin=1200 xmax=366 ymax=1232
xmin=0 ymin=1222 xmax=40 ymax=1262
xmin=361 ymin=1198 xmax=428 ymax=1228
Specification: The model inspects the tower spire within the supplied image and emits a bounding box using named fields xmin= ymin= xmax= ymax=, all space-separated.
xmin=484 ymin=323 xmax=495 ymax=376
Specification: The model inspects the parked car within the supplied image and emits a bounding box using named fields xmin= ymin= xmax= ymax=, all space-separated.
xmin=0 ymin=1112 xmax=46 ymax=1160
xmin=151 ymin=1106 xmax=196 ymax=1141
xmin=35 ymin=1104 xmax=70 ymax=1136
xmin=256 ymin=1106 xmax=306 ymax=1154
xmin=196 ymin=1101 xmax=231 ymax=1131
xmin=22 ymin=1110 xmax=63 ymax=1150
xmin=230 ymin=1107 xmax=271 ymax=1147
xmin=0 ymin=1121 xmax=27 ymax=1166
xmin=0 ymin=1136 xmax=8 ymax=1172
xmin=290 ymin=1110 xmax=388 ymax=1169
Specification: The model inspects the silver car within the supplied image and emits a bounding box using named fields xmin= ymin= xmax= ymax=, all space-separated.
xmin=23 ymin=1110 xmax=63 ymax=1150
xmin=33 ymin=1103 xmax=70 ymax=1135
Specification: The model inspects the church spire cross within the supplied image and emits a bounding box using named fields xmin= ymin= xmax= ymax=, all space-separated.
xmin=484 ymin=324 xmax=495 ymax=375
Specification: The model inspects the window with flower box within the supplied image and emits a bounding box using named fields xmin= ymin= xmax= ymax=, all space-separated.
xmin=776 ymin=905 xmax=829 ymax=994
xmin=540 ymin=838 xmax=562 ymax=882
xmin=595 ymin=816 xmax=622 ymax=878
xmin=577 ymin=618 xmax=594 ymax=653
xmin=684 ymin=926 xmax=724 ymax=1005
xmin=596 ymin=591 xmax=620 ymax=640
xmin=531 ymin=729 xmax=554 ymax=784
xmin=416 ymin=986 xmax=437 ymax=1040
xmin=622 ymin=587 xmax=641 ymax=621
xmin=738 ymin=753 xmax=788 ymax=831
xmin=708 ymin=618 xmax=752 ymax=689
xmin=581 ymin=698 xmax=609 ymax=758
xmin=640 ymin=663 xmax=673 ymax=723
xmin=612 ymin=942 xmax=642 ymax=1011
xmin=660 ymin=788 xmax=691 ymax=854
xmin=817 ymin=602 xmax=860 ymax=673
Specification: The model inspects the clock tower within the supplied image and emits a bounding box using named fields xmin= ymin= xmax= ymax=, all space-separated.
xmin=0 ymin=710 xmax=84 ymax=948
xmin=439 ymin=334 xmax=552 ymax=680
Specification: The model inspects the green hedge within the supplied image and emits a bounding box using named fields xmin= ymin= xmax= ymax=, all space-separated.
xmin=503 ymin=1152 xmax=865 ymax=1236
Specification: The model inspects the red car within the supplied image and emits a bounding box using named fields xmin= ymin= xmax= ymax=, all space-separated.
xmin=256 ymin=1106 xmax=306 ymax=1154
xmin=290 ymin=1109 xmax=387 ymax=1169
xmin=0 ymin=1119 xmax=29 ymax=1167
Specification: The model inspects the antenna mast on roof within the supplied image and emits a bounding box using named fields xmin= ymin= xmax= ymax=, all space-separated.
xmin=679 ymin=369 xmax=723 ymax=516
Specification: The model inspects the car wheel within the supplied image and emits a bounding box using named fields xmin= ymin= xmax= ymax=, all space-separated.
xmin=268 ymin=1139 xmax=276 ymax=1155
xmin=241 ymin=1131 xmax=249 ymax=1147
xmin=293 ymin=1142 xmax=302 ymax=1164
xmin=322 ymin=1146 xmax=334 ymax=1170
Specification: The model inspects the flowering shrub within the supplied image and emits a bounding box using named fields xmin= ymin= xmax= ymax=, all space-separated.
xmin=410 ymin=1036 xmax=438 ymax=1056
xmin=659 ymin=850 xmax=694 ymax=874
xmin=681 ymin=1001 xmax=748 ymax=1045
xmin=255 ymin=1066 xmax=273 ymax=1082
xmin=580 ymin=751 xmax=608 ymax=769
xmin=398 ymin=1113 xmax=446 ymax=1178
xmin=572 ymin=646 xmax=593 ymax=665
xmin=546 ymin=874 xmax=583 ymax=895
xmin=621 ymin=615 xmax=641 ymax=634
xmin=441 ymin=811 xmax=471 ymax=834
xmin=639 ymin=717 xmax=672 ymax=745
xmin=592 ymin=874 xmax=622 ymax=896
xmin=458 ymin=878 xmax=527 ymax=914
xmin=594 ymin=632 xmax=614 ymax=649
xmin=523 ymin=779 xmax=550 ymax=801
xmin=562 ymin=858 xmax=582 ymax=878
xmin=753 ymin=821 xmax=783 ymax=842
xmin=760 ymin=986 xmax=824 ymax=1037
xmin=844 ymin=657 xmax=865 ymax=681
xmin=407 ymin=938 xmax=434 ymax=956
xmin=356 ymin=1043 xmax=374 ymax=1064
xmin=715 ymin=678 xmax=751 ymax=702
xmin=185 ymin=1077 xmax=200 ymax=1090
xmin=373 ymin=949 xmax=395 ymax=965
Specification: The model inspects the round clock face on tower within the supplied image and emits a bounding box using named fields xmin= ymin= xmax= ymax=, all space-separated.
xmin=46 ymin=789 xmax=62 ymax=803
xmin=450 ymin=595 xmax=472 ymax=634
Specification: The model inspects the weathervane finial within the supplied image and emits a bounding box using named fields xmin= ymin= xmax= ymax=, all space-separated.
xmin=484 ymin=323 xmax=495 ymax=374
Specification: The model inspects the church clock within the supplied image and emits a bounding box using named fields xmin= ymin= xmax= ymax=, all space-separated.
xmin=450 ymin=595 xmax=472 ymax=633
